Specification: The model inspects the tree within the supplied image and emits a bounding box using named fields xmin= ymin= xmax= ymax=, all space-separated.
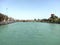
xmin=56 ymin=18 xmax=60 ymax=23
xmin=49 ymin=14 xmax=58 ymax=23
xmin=0 ymin=13 xmax=8 ymax=22
xmin=34 ymin=19 xmax=36 ymax=21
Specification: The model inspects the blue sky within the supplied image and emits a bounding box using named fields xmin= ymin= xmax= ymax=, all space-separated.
xmin=0 ymin=0 xmax=60 ymax=19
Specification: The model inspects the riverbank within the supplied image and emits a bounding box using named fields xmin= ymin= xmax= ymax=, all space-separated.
xmin=0 ymin=21 xmax=15 ymax=25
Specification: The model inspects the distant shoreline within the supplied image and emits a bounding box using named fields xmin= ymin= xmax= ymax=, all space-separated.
xmin=0 ymin=13 xmax=60 ymax=25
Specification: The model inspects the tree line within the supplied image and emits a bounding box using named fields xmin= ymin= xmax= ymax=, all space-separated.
xmin=0 ymin=13 xmax=60 ymax=24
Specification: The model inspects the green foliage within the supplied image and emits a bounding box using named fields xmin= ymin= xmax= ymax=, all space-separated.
xmin=34 ymin=19 xmax=36 ymax=21
xmin=0 ymin=13 xmax=8 ymax=22
xmin=49 ymin=14 xmax=58 ymax=23
xmin=56 ymin=18 xmax=60 ymax=23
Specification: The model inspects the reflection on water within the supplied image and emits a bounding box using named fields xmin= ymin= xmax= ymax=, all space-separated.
xmin=0 ymin=22 xmax=60 ymax=45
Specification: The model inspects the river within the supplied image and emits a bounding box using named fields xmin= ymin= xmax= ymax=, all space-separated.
xmin=0 ymin=22 xmax=60 ymax=45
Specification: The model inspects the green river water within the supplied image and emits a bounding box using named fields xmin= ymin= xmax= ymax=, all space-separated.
xmin=0 ymin=22 xmax=60 ymax=45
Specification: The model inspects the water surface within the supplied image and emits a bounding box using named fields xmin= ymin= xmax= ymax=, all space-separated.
xmin=0 ymin=22 xmax=60 ymax=45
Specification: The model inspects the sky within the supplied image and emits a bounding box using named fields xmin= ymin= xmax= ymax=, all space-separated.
xmin=0 ymin=0 xmax=60 ymax=19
